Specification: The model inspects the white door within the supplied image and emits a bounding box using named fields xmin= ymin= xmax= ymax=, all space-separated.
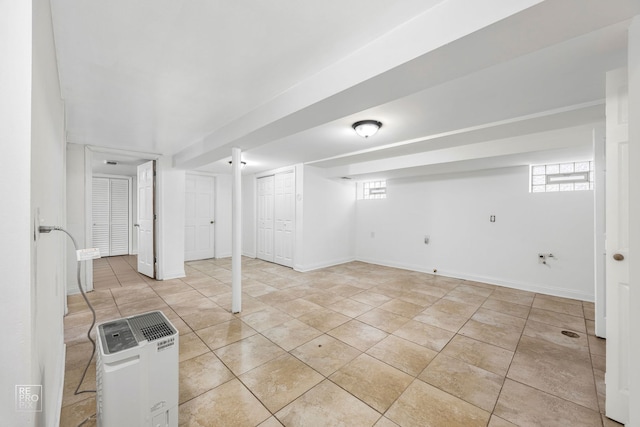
xmin=109 ymin=178 xmax=130 ymax=256
xmin=92 ymin=177 xmax=130 ymax=257
xmin=185 ymin=174 xmax=215 ymax=261
xmin=92 ymin=177 xmax=110 ymax=257
xmin=257 ymin=176 xmax=275 ymax=262
xmin=605 ymin=67 xmax=629 ymax=424
xmin=137 ymin=161 xmax=155 ymax=278
xmin=274 ymin=171 xmax=294 ymax=267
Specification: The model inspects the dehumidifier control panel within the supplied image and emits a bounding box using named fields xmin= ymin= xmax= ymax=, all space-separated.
xmin=99 ymin=319 xmax=137 ymax=354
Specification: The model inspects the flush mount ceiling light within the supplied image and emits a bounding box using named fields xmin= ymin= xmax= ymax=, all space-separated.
xmin=352 ymin=120 xmax=382 ymax=138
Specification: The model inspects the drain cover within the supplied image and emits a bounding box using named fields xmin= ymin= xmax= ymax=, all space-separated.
xmin=561 ymin=330 xmax=580 ymax=338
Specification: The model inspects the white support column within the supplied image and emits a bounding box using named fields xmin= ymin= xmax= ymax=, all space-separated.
xmin=231 ymin=147 xmax=242 ymax=313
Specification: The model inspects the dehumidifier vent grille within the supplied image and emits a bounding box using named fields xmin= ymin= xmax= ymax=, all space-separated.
xmin=128 ymin=311 xmax=176 ymax=342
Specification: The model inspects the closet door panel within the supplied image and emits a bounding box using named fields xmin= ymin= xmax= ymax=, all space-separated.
xmin=257 ymin=176 xmax=275 ymax=262
xmin=109 ymin=178 xmax=129 ymax=256
xmin=92 ymin=177 xmax=110 ymax=257
xmin=274 ymin=171 xmax=294 ymax=267
xmin=92 ymin=177 xmax=130 ymax=257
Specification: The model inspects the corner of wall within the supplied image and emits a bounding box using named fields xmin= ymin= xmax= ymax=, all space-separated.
xmin=160 ymin=270 xmax=186 ymax=280
xmin=299 ymin=165 xmax=355 ymax=270
xmin=294 ymin=256 xmax=357 ymax=273
xmin=156 ymin=157 xmax=186 ymax=281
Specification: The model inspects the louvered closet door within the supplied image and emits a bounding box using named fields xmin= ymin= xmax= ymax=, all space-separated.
xmin=92 ymin=178 xmax=110 ymax=257
xmin=109 ymin=179 xmax=129 ymax=256
xmin=92 ymin=177 xmax=130 ymax=257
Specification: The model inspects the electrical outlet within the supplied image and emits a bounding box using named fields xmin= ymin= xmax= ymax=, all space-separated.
xmin=538 ymin=253 xmax=555 ymax=264
xmin=77 ymin=248 xmax=101 ymax=261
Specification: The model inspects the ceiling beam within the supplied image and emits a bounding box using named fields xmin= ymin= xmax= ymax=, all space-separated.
xmin=322 ymin=123 xmax=597 ymax=179
xmin=172 ymin=0 xmax=544 ymax=169
xmin=172 ymin=0 xmax=637 ymax=170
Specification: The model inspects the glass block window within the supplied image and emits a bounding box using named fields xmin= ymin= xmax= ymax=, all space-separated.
xmin=530 ymin=161 xmax=594 ymax=193
xmin=360 ymin=180 xmax=387 ymax=200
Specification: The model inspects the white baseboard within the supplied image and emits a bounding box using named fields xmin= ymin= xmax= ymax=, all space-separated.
xmin=53 ymin=344 xmax=66 ymax=427
xmin=160 ymin=270 xmax=186 ymax=280
xmin=354 ymin=257 xmax=433 ymax=275
xmin=354 ymin=256 xmax=594 ymax=302
xmin=294 ymin=256 xmax=356 ymax=273
xmin=439 ymin=269 xmax=594 ymax=302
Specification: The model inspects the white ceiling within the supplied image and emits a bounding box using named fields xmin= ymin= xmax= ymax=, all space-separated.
xmin=52 ymin=0 xmax=639 ymax=179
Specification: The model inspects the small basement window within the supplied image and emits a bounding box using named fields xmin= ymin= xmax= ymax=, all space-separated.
xmin=530 ymin=161 xmax=594 ymax=193
xmin=358 ymin=180 xmax=387 ymax=200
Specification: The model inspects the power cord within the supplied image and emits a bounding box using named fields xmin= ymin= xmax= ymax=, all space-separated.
xmin=39 ymin=226 xmax=97 ymax=395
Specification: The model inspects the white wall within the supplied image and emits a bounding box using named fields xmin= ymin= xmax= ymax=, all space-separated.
xmin=31 ymin=0 xmax=68 ymax=421
xmin=157 ymin=157 xmax=186 ymax=279
xmin=66 ymin=144 xmax=86 ymax=294
xmin=0 ymin=1 xmax=36 ymax=424
xmin=356 ymin=166 xmax=595 ymax=300
xmin=0 ymin=0 xmax=66 ymax=424
xmin=297 ymin=165 xmax=356 ymax=271
xmin=215 ymin=174 xmax=233 ymax=258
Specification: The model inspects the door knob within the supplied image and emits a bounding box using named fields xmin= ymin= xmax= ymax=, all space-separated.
xmin=613 ymin=253 xmax=624 ymax=261
xmin=210 ymin=220 xmax=215 ymax=224
xmin=134 ymin=223 xmax=140 ymax=227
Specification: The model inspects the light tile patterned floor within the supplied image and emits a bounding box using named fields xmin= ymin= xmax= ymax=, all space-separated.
xmin=60 ymin=256 xmax=621 ymax=427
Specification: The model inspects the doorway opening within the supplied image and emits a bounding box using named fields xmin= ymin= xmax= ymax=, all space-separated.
xmin=86 ymin=148 xmax=158 ymax=289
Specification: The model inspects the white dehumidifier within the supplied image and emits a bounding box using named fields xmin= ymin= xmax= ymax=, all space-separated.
xmin=96 ymin=310 xmax=179 ymax=427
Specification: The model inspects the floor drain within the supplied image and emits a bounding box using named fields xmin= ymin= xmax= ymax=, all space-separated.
xmin=561 ymin=330 xmax=580 ymax=338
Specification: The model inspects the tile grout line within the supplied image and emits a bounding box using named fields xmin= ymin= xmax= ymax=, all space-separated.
xmin=488 ymin=290 xmax=535 ymax=423
xmin=63 ymin=256 xmax=609 ymax=426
